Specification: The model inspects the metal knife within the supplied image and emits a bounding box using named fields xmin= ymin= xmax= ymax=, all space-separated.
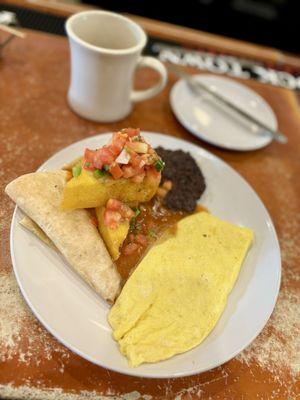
xmin=168 ymin=63 xmax=288 ymax=144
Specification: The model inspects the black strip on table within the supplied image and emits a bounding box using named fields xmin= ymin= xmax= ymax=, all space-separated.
xmin=0 ymin=4 xmax=299 ymax=90
xmin=0 ymin=4 xmax=66 ymax=35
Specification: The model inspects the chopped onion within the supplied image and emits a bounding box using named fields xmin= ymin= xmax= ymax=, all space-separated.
xmin=126 ymin=142 xmax=148 ymax=153
xmin=115 ymin=148 xmax=130 ymax=164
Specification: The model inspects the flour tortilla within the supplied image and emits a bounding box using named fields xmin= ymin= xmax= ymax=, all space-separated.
xmin=19 ymin=216 xmax=57 ymax=250
xmin=6 ymin=170 xmax=121 ymax=302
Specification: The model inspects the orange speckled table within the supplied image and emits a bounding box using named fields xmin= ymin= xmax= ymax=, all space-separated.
xmin=0 ymin=28 xmax=299 ymax=400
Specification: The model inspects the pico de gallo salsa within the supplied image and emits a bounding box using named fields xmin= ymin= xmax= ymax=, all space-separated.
xmin=66 ymin=128 xmax=206 ymax=278
xmin=82 ymin=128 xmax=164 ymax=182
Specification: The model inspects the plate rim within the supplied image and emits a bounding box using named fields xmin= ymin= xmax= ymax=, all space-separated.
xmin=9 ymin=132 xmax=282 ymax=378
xmin=170 ymin=74 xmax=278 ymax=151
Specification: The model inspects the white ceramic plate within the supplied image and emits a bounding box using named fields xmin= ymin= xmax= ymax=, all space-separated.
xmin=170 ymin=74 xmax=277 ymax=151
xmin=10 ymin=133 xmax=281 ymax=378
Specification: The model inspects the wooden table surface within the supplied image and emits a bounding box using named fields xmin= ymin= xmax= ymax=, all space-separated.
xmin=0 ymin=13 xmax=299 ymax=400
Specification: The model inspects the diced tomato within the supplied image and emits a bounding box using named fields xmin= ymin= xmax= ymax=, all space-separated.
xmin=130 ymin=153 xmax=146 ymax=169
xmin=83 ymin=148 xmax=96 ymax=170
xmin=120 ymin=204 xmax=135 ymax=219
xmin=124 ymin=128 xmax=140 ymax=137
xmin=122 ymin=165 xmax=136 ymax=178
xmin=94 ymin=147 xmax=115 ymax=168
xmin=135 ymin=234 xmax=148 ymax=246
xmin=114 ymin=132 xmax=128 ymax=146
xmin=83 ymin=161 xmax=95 ymax=171
xmin=109 ymin=132 xmax=127 ymax=156
xmin=123 ymin=242 xmax=139 ymax=255
xmin=131 ymin=172 xmax=145 ymax=183
xmin=106 ymin=199 xmax=134 ymax=221
xmin=109 ymin=163 xmax=123 ymax=179
xmin=148 ymin=166 xmax=161 ymax=181
xmin=84 ymin=148 xmax=96 ymax=163
xmin=108 ymin=144 xmax=120 ymax=157
xmin=130 ymin=153 xmax=142 ymax=168
xmin=92 ymin=154 xmax=103 ymax=169
xmin=104 ymin=210 xmax=122 ymax=229
xmin=106 ymin=199 xmax=122 ymax=211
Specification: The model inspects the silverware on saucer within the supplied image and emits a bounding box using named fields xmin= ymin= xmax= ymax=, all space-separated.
xmin=168 ymin=63 xmax=287 ymax=144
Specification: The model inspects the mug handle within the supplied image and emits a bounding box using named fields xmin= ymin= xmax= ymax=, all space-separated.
xmin=131 ymin=56 xmax=167 ymax=102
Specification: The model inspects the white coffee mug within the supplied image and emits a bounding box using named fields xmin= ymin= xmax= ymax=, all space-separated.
xmin=65 ymin=10 xmax=167 ymax=122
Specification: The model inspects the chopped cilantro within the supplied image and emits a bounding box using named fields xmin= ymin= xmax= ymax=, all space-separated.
xmin=155 ymin=159 xmax=165 ymax=172
xmin=132 ymin=135 xmax=142 ymax=142
xmin=72 ymin=165 xmax=82 ymax=178
xmin=103 ymin=164 xmax=110 ymax=171
xmin=148 ymin=228 xmax=157 ymax=238
xmin=129 ymin=218 xmax=136 ymax=232
xmin=93 ymin=169 xmax=107 ymax=179
xmin=129 ymin=207 xmax=141 ymax=232
xmin=132 ymin=207 xmax=141 ymax=217
xmin=130 ymin=218 xmax=142 ymax=233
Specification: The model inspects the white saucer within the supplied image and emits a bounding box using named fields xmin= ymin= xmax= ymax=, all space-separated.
xmin=170 ymin=74 xmax=277 ymax=151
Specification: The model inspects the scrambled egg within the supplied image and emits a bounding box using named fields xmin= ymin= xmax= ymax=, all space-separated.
xmin=108 ymin=212 xmax=253 ymax=366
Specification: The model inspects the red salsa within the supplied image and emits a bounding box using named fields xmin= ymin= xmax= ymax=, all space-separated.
xmin=116 ymin=196 xmax=186 ymax=280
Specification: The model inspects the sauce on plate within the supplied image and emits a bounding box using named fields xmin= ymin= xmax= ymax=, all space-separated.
xmin=116 ymin=197 xmax=207 ymax=280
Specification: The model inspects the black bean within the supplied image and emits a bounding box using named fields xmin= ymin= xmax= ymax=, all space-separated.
xmin=155 ymin=147 xmax=206 ymax=212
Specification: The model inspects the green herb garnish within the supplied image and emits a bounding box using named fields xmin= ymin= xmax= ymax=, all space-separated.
xmin=132 ymin=207 xmax=141 ymax=218
xmin=130 ymin=218 xmax=142 ymax=233
xmin=85 ymin=162 xmax=91 ymax=168
xmin=129 ymin=207 xmax=141 ymax=232
xmin=103 ymin=164 xmax=110 ymax=171
xmin=72 ymin=165 xmax=82 ymax=178
xmin=132 ymin=135 xmax=142 ymax=142
xmin=93 ymin=169 xmax=107 ymax=179
xmin=154 ymin=159 xmax=165 ymax=172
xmin=129 ymin=218 xmax=136 ymax=232
xmin=148 ymin=228 xmax=157 ymax=238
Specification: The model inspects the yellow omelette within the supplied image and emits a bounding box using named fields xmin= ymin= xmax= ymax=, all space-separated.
xmin=108 ymin=212 xmax=253 ymax=367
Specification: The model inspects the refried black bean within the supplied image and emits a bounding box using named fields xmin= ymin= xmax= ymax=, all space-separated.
xmin=155 ymin=147 xmax=206 ymax=212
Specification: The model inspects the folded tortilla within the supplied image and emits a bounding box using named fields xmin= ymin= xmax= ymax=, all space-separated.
xmin=6 ymin=170 xmax=121 ymax=302
xmin=20 ymin=215 xmax=57 ymax=250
